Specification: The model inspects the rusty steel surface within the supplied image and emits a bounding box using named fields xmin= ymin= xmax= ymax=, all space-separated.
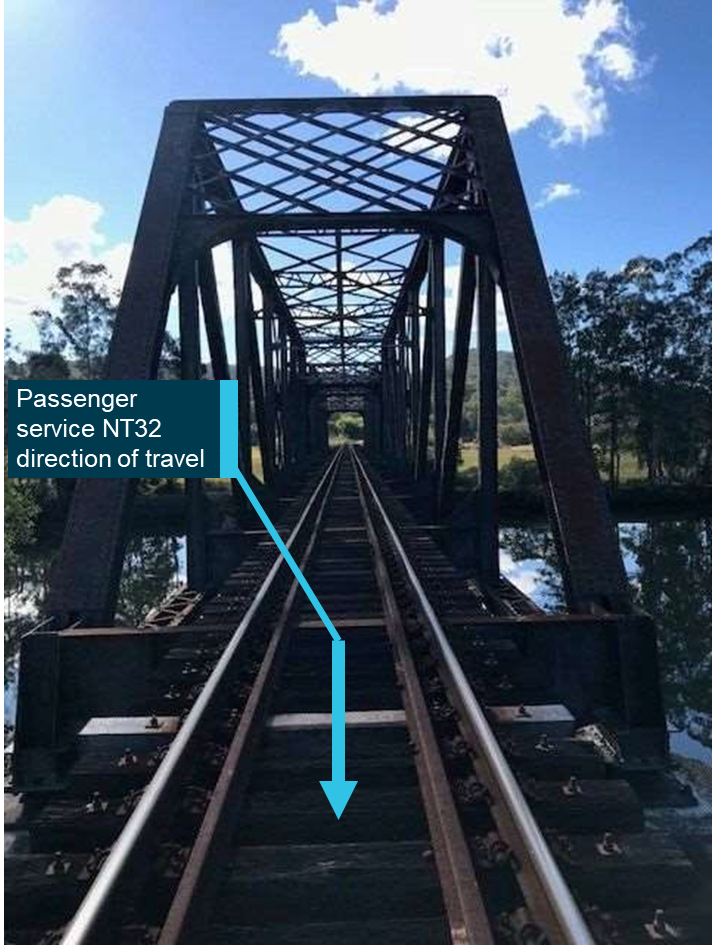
xmin=352 ymin=448 xmax=595 ymax=945
xmin=156 ymin=451 xmax=345 ymax=945
xmin=6 ymin=90 xmax=684 ymax=945
xmin=467 ymin=101 xmax=630 ymax=610
xmin=7 ymin=442 xmax=693 ymax=944
xmin=21 ymin=100 xmax=668 ymax=936
xmin=57 ymin=448 xmax=595 ymax=944
xmin=353 ymin=450 xmax=494 ymax=944
xmin=58 ymin=450 xmax=343 ymax=945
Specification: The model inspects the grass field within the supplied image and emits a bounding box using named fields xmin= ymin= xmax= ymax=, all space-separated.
xmin=457 ymin=441 xmax=645 ymax=485
xmin=458 ymin=442 xmax=535 ymax=473
xmin=200 ymin=442 xmax=645 ymax=491
xmin=204 ymin=447 xmax=264 ymax=490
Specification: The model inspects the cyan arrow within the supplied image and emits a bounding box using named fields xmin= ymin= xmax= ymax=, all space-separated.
xmin=320 ymin=640 xmax=358 ymax=818
xmin=219 ymin=382 xmax=355 ymax=819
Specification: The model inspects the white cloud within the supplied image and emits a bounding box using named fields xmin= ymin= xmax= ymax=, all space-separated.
xmin=534 ymin=181 xmax=582 ymax=208
xmin=594 ymin=41 xmax=638 ymax=80
xmin=275 ymin=0 xmax=643 ymax=144
xmin=499 ymin=551 xmax=543 ymax=598
xmin=4 ymin=195 xmax=132 ymax=347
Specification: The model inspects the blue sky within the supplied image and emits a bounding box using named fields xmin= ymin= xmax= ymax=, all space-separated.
xmin=5 ymin=0 xmax=711 ymax=348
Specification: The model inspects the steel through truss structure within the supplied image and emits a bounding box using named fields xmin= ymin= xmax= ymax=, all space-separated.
xmin=48 ymin=95 xmax=632 ymax=632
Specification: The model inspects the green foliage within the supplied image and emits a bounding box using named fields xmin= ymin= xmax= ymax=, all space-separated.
xmin=4 ymin=329 xmax=25 ymax=380
xmin=621 ymin=519 xmax=712 ymax=746
xmin=115 ymin=535 xmax=183 ymax=625
xmin=454 ymin=233 xmax=710 ymax=489
xmin=4 ymin=464 xmax=38 ymax=576
xmin=20 ymin=260 xmax=183 ymax=382
xmin=329 ymin=412 xmax=364 ymax=443
xmin=5 ymin=260 xmax=185 ymax=510
xmin=550 ymin=233 xmax=712 ymax=487
xmin=499 ymin=457 xmax=541 ymax=492
xmin=450 ymin=350 xmax=527 ymax=442
xmin=501 ymin=517 xmax=712 ymax=749
xmin=500 ymin=421 xmax=530 ymax=447
xmin=25 ymin=351 xmax=71 ymax=380
xmin=32 ymin=261 xmax=118 ymax=380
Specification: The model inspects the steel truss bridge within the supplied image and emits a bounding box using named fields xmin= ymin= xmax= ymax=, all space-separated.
xmin=8 ymin=97 xmax=707 ymax=945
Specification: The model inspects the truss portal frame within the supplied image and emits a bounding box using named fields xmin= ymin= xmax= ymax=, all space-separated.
xmin=48 ymin=95 xmax=629 ymax=625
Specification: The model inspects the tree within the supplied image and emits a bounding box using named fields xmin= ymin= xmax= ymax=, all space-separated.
xmin=32 ymin=261 xmax=117 ymax=379
xmin=25 ymin=351 xmax=71 ymax=380
xmin=5 ymin=330 xmax=22 ymax=449
xmin=661 ymin=236 xmax=712 ymax=481
xmin=584 ymin=269 xmax=634 ymax=488
xmin=328 ymin=412 xmax=364 ymax=443
xmin=550 ymin=270 xmax=595 ymax=433
xmin=500 ymin=421 xmax=530 ymax=447
xmin=4 ymin=328 xmax=24 ymax=380
xmin=620 ymin=256 xmax=672 ymax=481
xmin=620 ymin=239 xmax=712 ymax=483
xmin=551 ymin=233 xmax=711 ymax=487
xmin=621 ymin=518 xmax=712 ymax=747
xmin=4 ymin=461 xmax=38 ymax=577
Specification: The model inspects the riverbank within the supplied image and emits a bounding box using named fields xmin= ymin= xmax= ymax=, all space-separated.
xmin=493 ymin=482 xmax=712 ymax=522
xmin=30 ymin=476 xmax=712 ymax=537
xmin=124 ymin=480 xmax=712 ymax=530
xmin=8 ymin=498 xmax=710 ymax=767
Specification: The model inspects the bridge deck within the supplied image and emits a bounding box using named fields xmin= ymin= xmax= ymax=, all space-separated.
xmin=6 ymin=448 xmax=710 ymax=944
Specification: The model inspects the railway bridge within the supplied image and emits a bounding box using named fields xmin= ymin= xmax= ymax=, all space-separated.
xmin=6 ymin=96 xmax=709 ymax=945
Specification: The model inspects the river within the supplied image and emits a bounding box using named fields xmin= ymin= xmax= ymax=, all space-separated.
xmin=5 ymin=514 xmax=711 ymax=763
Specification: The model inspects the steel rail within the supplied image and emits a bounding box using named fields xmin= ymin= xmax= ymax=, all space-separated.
xmin=60 ymin=447 xmax=344 ymax=945
xmin=352 ymin=447 xmax=595 ymax=945
xmin=157 ymin=447 xmax=344 ymax=944
xmin=352 ymin=449 xmax=494 ymax=945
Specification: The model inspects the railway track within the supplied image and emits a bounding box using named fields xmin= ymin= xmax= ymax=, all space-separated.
xmin=6 ymin=447 xmax=709 ymax=944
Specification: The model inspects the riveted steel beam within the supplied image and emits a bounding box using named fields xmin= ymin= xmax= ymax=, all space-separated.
xmin=467 ymin=99 xmax=628 ymax=610
xmin=47 ymin=104 xmax=201 ymax=624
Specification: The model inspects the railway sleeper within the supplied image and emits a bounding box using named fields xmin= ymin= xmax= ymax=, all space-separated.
xmin=235 ymin=784 xmax=430 ymax=846
xmin=206 ymin=841 xmax=446 ymax=926
xmin=549 ymin=830 xmax=699 ymax=908
xmin=601 ymin=904 xmax=712 ymax=944
xmin=199 ymin=917 xmax=452 ymax=945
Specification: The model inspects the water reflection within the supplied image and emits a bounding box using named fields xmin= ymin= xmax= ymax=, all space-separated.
xmin=5 ymin=545 xmax=56 ymax=731
xmin=4 ymin=517 xmax=710 ymax=762
xmin=620 ymin=520 xmax=711 ymax=760
xmin=4 ymin=533 xmax=185 ymax=733
xmin=501 ymin=518 xmax=712 ymax=761
xmin=115 ymin=535 xmax=186 ymax=626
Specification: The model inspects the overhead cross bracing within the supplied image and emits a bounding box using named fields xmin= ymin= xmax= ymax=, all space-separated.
xmin=192 ymin=102 xmax=477 ymax=215
xmin=188 ymin=101 xmax=481 ymax=407
xmin=259 ymin=230 xmax=419 ymax=387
